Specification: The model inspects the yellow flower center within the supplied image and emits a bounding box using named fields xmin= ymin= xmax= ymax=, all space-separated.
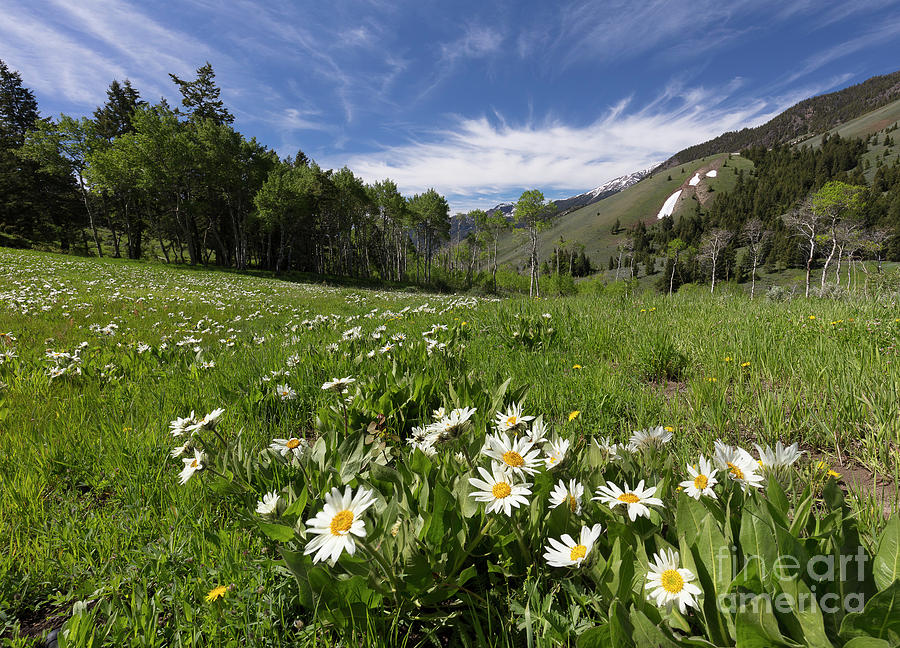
xmin=693 ymin=474 xmax=708 ymax=490
xmin=190 ymin=459 xmax=199 ymax=468
xmin=492 ymin=482 xmax=512 ymax=499
xmin=727 ymin=462 xmax=745 ymax=480
xmin=570 ymin=544 xmax=587 ymax=561
xmin=506 ymin=415 xmax=518 ymax=427
xmin=617 ymin=492 xmax=640 ymax=504
xmin=567 ymin=495 xmax=578 ymax=512
xmin=330 ymin=510 xmax=354 ymax=535
xmin=503 ymin=451 xmax=525 ymax=467
xmin=660 ymin=569 xmax=684 ymax=593
xmin=286 ymin=439 xmax=301 ymax=449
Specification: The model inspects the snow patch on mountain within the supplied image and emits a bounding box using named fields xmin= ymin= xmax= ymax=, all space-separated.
xmin=657 ymin=190 xmax=682 ymax=219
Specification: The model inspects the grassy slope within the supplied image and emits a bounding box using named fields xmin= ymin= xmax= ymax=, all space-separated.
xmin=497 ymin=100 xmax=900 ymax=275
xmin=496 ymin=154 xmax=734 ymax=268
xmin=803 ymin=96 xmax=900 ymax=148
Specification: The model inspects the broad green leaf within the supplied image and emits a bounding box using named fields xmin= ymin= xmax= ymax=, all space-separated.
xmin=841 ymin=638 xmax=892 ymax=648
xmin=740 ymin=509 xmax=778 ymax=586
xmin=839 ymin=580 xmax=900 ymax=642
xmin=874 ymin=516 xmax=900 ymax=592
xmin=257 ymin=522 xmax=295 ymax=542
xmin=776 ymin=576 xmax=832 ymax=648
xmin=280 ymin=548 xmax=313 ymax=609
xmin=734 ymin=608 xmax=795 ymax=648
xmin=629 ymin=609 xmax=680 ymax=648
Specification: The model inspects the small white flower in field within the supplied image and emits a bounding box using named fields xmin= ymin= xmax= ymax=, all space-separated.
xmin=431 ymin=407 xmax=447 ymax=421
xmin=325 ymin=343 xmax=339 ymax=352
xmin=754 ymin=441 xmax=803 ymax=469
xmin=179 ymin=449 xmax=206 ymax=484
xmin=645 ymin=548 xmax=702 ymax=614
xmin=542 ymin=312 xmax=552 ymax=319
xmin=286 ymin=354 xmax=301 ymax=367
xmin=593 ymin=436 xmax=622 ymax=459
xmin=454 ymin=451 xmax=467 ymax=463
xmin=379 ymin=343 xmax=394 ymax=354
xmin=191 ymin=407 xmax=225 ymax=432
xmin=200 ymin=361 xmax=216 ymax=369
xmin=304 ymin=486 xmax=377 ymax=564
xmin=136 ymin=343 xmax=151 ymax=353
xmin=548 ymin=478 xmax=584 ymax=514
xmin=593 ymin=480 xmax=663 ymax=521
xmin=170 ymin=413 xmax=196 ymax=437
xmin=544 ymin=437 xmax=570 ymax=469
xmin=543 ymin=523 xmax=602 ymax=568
xmin=391 ymin=333 xmax=406 ymax=342
xmin=494 ymin=402 xmax=535 ymax=433
xmin=428 ymin=406 xmax=477 ymax=441
xmin=679 ymin=457 xmax=719 ymax=499
xmin=322 ymin=376 xmax=355 ymax=394
xmin=482 ymin=432 xmax=543 ymax=477
xmin=468 ymin=466 xmax=532 ymax=516
xmin=270 ymin=436 xmax=308 ymax=459
xmin=48 ymin=365 xmax=67 ymax=379
xmin=524 ymin=419 xmax=549 ymax=445
xmin=713 ymin=441 xmax=764 ymax=491
xmin=256 ymin=491 xmax=281 ymax=516
xmin=627 ymin=426 xmax=672 ymax=452
xmin=171 ymin=443 xmax=190 ymax=458
xmin=341 ymin=326 xmax=362 ymax=341
xmin=275 ymin=383 xmax=297 ymax=401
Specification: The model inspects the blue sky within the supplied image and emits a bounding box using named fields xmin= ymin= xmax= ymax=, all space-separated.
xmin=3 ymin=0 xmax=900 ymax=212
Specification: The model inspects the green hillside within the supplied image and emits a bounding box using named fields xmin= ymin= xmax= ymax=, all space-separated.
xmin=802 ymin=96 xmax=900 ymax=147
xmin=497 ymin=153 xmax=748 ymax=268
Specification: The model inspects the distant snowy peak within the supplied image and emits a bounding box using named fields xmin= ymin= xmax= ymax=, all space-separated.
xmin=575 ymin=164 xmax=661 ymax=201
xmin=485 ymin=163 xmax=660 ymax=219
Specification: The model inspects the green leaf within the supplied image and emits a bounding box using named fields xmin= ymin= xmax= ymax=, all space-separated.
xmin=576 ymin=626 xmax=611 ymax=648
xmin=788 ymin=488 xmax=814 ymax=538
xmin=280 ymin=548 xmax=313 ymax=609
xmin=258 ymin=522 xmax=295 ymax=542
xmin=775 ymin=576 xmax=833 ymax=648
xmin=839 ymin=580 xmax=900 ymax=642
xmin=629 ymin=609 xmax=680 ymax=648
xmin=608 ymin=599 xmax=635 ymax=648
xmin=739 ymin=509 xmax=778 ymax=587
xmin=734 ymin=608 xmax=795 ymax=648
xmin=874 ymin=516 xmax=900 ymax=592
xmin=841 ymin=638 xmax=892 ymax=648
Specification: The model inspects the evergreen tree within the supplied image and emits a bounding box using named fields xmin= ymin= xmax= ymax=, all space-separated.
xmin=93 ymin=80 xmax=144 ymax=140
xmin=169 ymin=62 xmax=234 ymax=125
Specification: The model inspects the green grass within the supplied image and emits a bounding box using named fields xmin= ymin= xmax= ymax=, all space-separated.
xmin=1 ymin=247 xmax=898 ymax=646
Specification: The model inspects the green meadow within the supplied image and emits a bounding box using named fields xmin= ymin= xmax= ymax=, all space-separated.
xmin=1 ymin=247 xmax=899 ymax=647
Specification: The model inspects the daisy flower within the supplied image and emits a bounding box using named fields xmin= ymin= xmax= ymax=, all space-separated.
xmin=593 ymin=436 xmax=622 ymax=460
xmin=304 ymin=486 xmax=377 ymax=564
xmin=524 ymin=419 xmax=549 ymax=445
xmin=543 ymin=524 xmax=603 ymax=568
xmin=269 ymin=436 xmax=308 ymax=459
xmin=713 ymin=441 xmax=764 ymax=491
xmin=482 ymin=432 xmax=543 ymax=477
xmin=188 ymin=407 xmax=225 ymax=433
xmin=544 ymin=437 xmax=570 ymax=469
xmin=468 ymin=466 xmax=532 ymax=516
xmin=494 ymin=402 xmax=535 ymax=433
xmin=179 ymin=449 xmax=206 ymax=485
xmin=679 ymin=457 xmax=719 ymax=499
xmin=256 ymin=491 xmax=281 ymax=516
xmin=169 ymin=410 xmax=196 ymax=437
xmin=754 ymin=441 xmax=804 ymax=469
xmin=593 ymin=480 xmax=663 ymax=521
xmin=275 ymin=383 xmax=297 ymax=401
xmin=627 ymin=426 xmax=672 ymax=452
xmin=322 ymin=376 xmax=355 ymax=394
xmin=548 ymin=478 xmax=584 ymax=514
xmin=645 ymin=548 xmax=702 ymax=614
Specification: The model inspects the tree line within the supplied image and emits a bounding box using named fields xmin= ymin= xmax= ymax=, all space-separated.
xmin=608 ymin=133 xmax=900 ymax=296
xmin=2 ymin=60 xmax=543 ymax=289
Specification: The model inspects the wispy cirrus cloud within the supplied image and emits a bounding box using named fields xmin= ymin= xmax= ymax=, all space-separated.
xmin=330 ymin=80 xmax=793 ymax=213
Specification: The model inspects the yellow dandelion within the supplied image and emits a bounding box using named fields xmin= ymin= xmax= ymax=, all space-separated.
xmin=724 ymin=356 xmax=732 ymax=362
xmin=572 ymin=364 xmax=582 ymax=369
xmin=809 ymin=315 xmax=816 ymax=320
xmin=664 ymin=426 xmax=674 ymax=432
xmin=741 ymin=361 xmax=750 ymax=368
xmin=828 ymin=470 xmax=841 ymax=479
xmin=568 ymin=410 xmax=581 ymax=422
xmin=206 ymin=585 xmax=228 ymax=603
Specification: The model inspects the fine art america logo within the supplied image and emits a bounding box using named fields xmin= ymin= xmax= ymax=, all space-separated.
xmin=715 ymin=545 xmax=869 ymax=614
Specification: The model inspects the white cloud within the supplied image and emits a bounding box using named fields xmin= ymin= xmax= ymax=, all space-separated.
xmin=328 ymin=82 xmax=786 ymax=213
